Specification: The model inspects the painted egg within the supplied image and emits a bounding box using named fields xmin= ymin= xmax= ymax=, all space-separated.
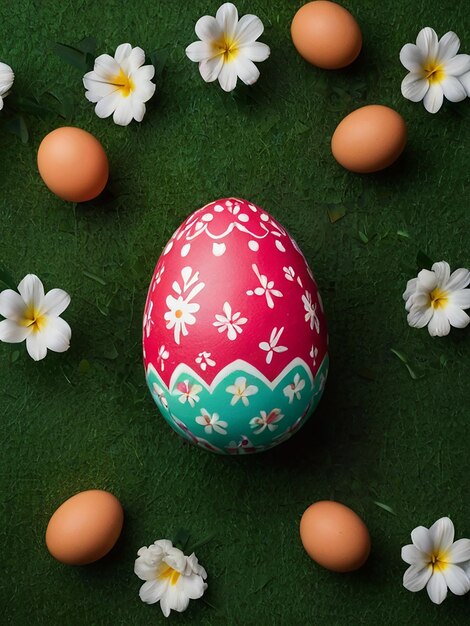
xmin=143 ymin=198 xmax=329 ymax=455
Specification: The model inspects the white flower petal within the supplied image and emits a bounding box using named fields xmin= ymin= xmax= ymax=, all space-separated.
xmin=186 ymin=41 xmax=214 ymax=63
xmin=26 ymin=331 xmax=48 ymax=361
xmin=235 ymin=55 xmax=260 ymax=85
xmin=93 ymin=53 xmax=120 ymax=80
xmin=134 ymin=558 xmax=159 ymax=581
xmin=241 ymin=41 xmax=270 ymax=62
xmin=17 ymin=274 xmax=45 ymax=309
xmin=42 ymin=288 xmax=70 ymax=317
xmin=134 ymin=64 xmax=155 ymax=82
xmin=216 ymin=2 xmax=238 ymax=39
xmin=445 ymin=305 xmax=469 ymax=329
xmin=438 ymin=31 xmax=460 ymax=61
xmin=401 ymin=73 xmax=429 ymax=102
xmin=83 ymin=75 xmax=120 ymax=101
xmin=403 ymin=564 xmax=432 ymax=592
xmin=460 ymin=71 xmax=470 ymax=96
xmin=218 ymin=62 xmax=238 ymax=92
xmin=199 ymin=56 xmax=224 ymax=83
xmin=42 ymin=317 xmax=71 ymax=353
xmin=195 ymin=15 xmax=222 ymax=43
xmin=451 ymin=289 xmax=470 ymax=309
xmin=126 ymin=46 xmax=146 ymax=73
xmin=0 ymin=61 xmax=14 ymax=94
xmin=411 ymin=526 xmax=433 ymax=554
xmin=431 ymin=261 xmax=450 ymax=287
xmin=416 ymin=27 xmax=439 ymax=59
xmin=442 ymin=563 xmax=470 ymax=596
xmin=426 ymin=569 xmax=448 ymax=604
xmin=403 ymin=277 xmax=418 ymax=302
xmin=427 ymin=309 xmax=451 ymax=336
xmin=429 ymin=517 xmax=454 ymax=552
xmin=0 ymin=96 xmax=3 ymax=111
xmin=0 ymin=319 xmax=30 ymax=343
xmin=181 ymin=572 xmax=207 ymax=599
xmin=446 ymin=268 xmax=470 ymax=291
xmin=132 ymin=75 xmax=156 ymax=103
xmin=235 ymin=14 xmax=264 ymax=44
xmin=417 ymin=269 xmax=438 ymax=292
xmin=399 ymin=43 xmax=424 ymax=72
xmin=446 ymin=538 xmax=470 ymax=564
xmin=131 ymin=99 xmax=146 ymax=122
xmin=139 ymin=579 xmax=167 ymax=604
xmin=115 ymin=43 xmax=132 ymax=65
xmin=0 ymin=289 xmax=25 ymax=319
xmin=423 ymin=83 xmax=444 ymax=113
xmin=94 ymin=91 xmax=121 ymax=119
xmin=407 ymin=305 xmax=433 ymax=329
xmin=445 ymin=54 xmax=470 ymax=77
xmin=441 ymin=76 xmax=467 ymax=102
xmin=401 ymin=544 xmax=428 ymax=566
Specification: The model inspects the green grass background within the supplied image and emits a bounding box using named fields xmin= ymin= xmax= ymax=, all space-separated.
xmin=0 ymin=0 xmax=469 ymax=624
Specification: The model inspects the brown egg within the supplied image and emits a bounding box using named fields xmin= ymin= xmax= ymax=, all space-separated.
xmin=46 ymin=490 xmax=123 ymax=565
xmin=291 ymin=1 xmax=362 ymax=69
xmin=38 ymin=127 xmax=109 ymax=202
xmin=300 ymin=501 xmax=370 ymax=572
xmin=331 ymin=105 xmax=407 ymax=173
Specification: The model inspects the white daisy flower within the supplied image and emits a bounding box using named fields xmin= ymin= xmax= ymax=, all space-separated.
xmin=400 ymin=28 xmax=470 ymax=113
xmin=195 ymin=409 xmax=228 ymax=435
xmin=402 ymin=517 xmax=470 ymax=604
xmin=403 ymin=261 xmax=470 ymax=337
xmin=134 ymin=540 xmax=207 ymax=617
xmin=0 ymin=61 xmax=14 ymax=111
xmin=83 ymin=43 xmax=156 ymax=126
xmin=259 ymin=326 xmax=287 ymax=365
xmin=185 ymin=2 xmax=270 ymax=92
xmin=175 ymin=380 xmax=202 ymax=408
xmin=213 ymin=301 xmax=247 ymax=340
xmin=0 ymin=274 xmax=71 ymax=361
xmin=225 ymin=376 xmax=258 ymax=406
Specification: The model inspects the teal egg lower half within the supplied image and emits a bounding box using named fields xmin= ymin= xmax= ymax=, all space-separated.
xmin=146 ymin=355 xmax=329 ymax=455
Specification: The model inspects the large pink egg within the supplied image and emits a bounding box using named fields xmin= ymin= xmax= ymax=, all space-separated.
xmin=143 ymin=198 xmax=329 ymax=454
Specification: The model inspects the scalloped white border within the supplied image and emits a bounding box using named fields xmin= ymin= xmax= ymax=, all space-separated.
xmin=147 ymin=356 xmax=326 ymax=394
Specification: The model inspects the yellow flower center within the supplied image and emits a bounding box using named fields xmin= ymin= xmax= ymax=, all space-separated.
xmin=111 ymin=68 xmax=134 ymax=97
xmin=158 ymin=564 xmax=181 ymax=586
xmin=213 ymin=35 xmax=239 ymax=62
xmin=430 ymin=287 xmax=448 ymax=309
xmin=21 ymin=306 xmax=47 ymax=333
xmin=423 ymin=61 xmax=445 ymax=85
xmin=429 ymin=549 xmax=449 ymax=572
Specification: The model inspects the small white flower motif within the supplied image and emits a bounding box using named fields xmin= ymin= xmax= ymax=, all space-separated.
xmin=246 ymin=264 xmax=283 ymax=309
xmin=152 ymin=382 xmax=169 ymax=410
xmin=283 ymin=373 xmax=306 ymax=404
xmin=134 ymin=539 xmax=207 ymax=617
xmin=195 ymin=351 xmax=216 ymax=371
xmin=165 ymin=266 xmax=205 ymax=345
xmin=143 ymin=300 xmax=154 ymax=338
xmin=225 ymin=377 xmax=258 ymax=406
xmin=213 ymin=301 xmax=247 ymax=340
xmin=152 ymin=264 xmax=165 ymax=291
xmin=249 ymin=408 xmax=284 ymax=434
xmin=283 ymin=266 xmax=295 ymax=281
xmin=259 ymin=326 xmax=288 ymax=365
xmin=302 ymin=290 xmax=320 ymax=333
xmin=401 ymin=517 xmax=470 ymax=604
xmin=403 ymin=261 xmax=470 ymax=337
xmin=175 ymin=380 xmax=202 ymax=408
xmin=310 ymin=345 xmax=318 ymax=366
xmin=195 ymin=409 xmax=228 ymax=435
xmin=157 ymin=345 xmax=169 ymax=372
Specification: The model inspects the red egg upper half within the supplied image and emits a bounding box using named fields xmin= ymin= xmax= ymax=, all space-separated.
xmin=143 ymin=198 xmax=328 ymax=387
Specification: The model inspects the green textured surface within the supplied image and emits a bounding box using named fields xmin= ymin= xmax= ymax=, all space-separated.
xmin=0 ymin=0 xmax=469 ymax=624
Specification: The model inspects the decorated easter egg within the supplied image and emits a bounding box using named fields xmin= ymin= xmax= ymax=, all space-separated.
xmin=143 ymin=198 xmax=328 ymax=455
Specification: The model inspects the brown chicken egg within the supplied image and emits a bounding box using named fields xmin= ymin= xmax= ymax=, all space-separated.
xmin=300 ymin=501 xmax=370 ymax=572
xmin=37 ymin=127 xmax=109 ymax=202
xmin=331 ymin=105 xmax=407 ymax=173
xmin=291 ymin=1 xmax=362 ymax=69
xmin=46 ymin=490 xmax=123 ymax=565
